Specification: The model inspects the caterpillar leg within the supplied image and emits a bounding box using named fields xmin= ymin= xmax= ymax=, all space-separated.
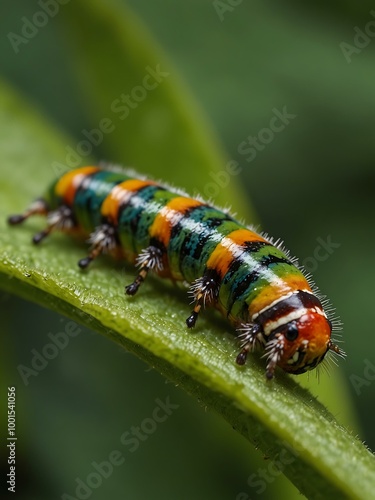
xmin=125 ymin=246 xmax=163 ymax=296
xmin=186 ymin=274 xmax=220 ymax=328
xmin=8 ymin=200 xmax=75 ymax=245
xmin=235 ymin=323 xmax=263 ymax=365
xmin=8 ymin=199 xmax=48 ymax=226
xmin=78 ymin=224 xmax=118 ymax=269
xmin=263 ymin=335 xmax=285 ymax=380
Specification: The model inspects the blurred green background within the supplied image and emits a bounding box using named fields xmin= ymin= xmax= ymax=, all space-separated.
xmin=1 ymin=0 xmax=374 ymax=498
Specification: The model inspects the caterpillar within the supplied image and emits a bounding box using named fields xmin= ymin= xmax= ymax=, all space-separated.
xmin=8 ymin=165 xmax=344 ymax=378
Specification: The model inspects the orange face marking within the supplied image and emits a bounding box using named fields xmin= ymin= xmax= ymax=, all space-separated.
xmin=278 ymin=312 xmax=331 ymax=374
xmin=206 ymin=229 xmax=267 ymax=279
xmin=55 ymin=166 xmax=100 ymax=206
xmin=101 ymin=179 xmax=156 ymax=224
xmin=150 ymin=197 xmax=204 ymax=247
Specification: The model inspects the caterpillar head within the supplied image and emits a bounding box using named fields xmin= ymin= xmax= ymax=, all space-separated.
xmin=236 ymin=290 xmax=344 ymax=379
xmin=264 ymin=311 xmax=343 ymax=379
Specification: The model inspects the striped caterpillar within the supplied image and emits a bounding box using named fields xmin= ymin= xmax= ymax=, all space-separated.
xmin=8 ymin=166 xmax=344 ymax=378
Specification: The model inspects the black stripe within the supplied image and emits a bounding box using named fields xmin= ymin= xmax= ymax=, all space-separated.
xmin=255 ymin=290 xmax=323 ymax=326
xmin=169 ymin=204 xmax=207 ymax=250
xmin=187 ymin=217 xmax=232 ymax=261
xmin=244 ymin=240 xmax=268 ymax=252
xmin=75 ymin=170 xmax=104 ymax=211
xmin=117 ymin=185 xmax=165 ymax=252
xmin=225 ymin=249 xmax=291 ymax=317
xmin=175 ymin=209 xmax=234 ymax=268
xmin=226 ymin=270 xmax=261 ymax=319
xmin=149 ymin=236 xmax=167 ymax=255
xmin=117 ymin=184 xmax=165 ymax=219
xmin=225 ymin=243 xmax=290 ymax=285
xmin=129 ymin=186 xmax=164 ymax=233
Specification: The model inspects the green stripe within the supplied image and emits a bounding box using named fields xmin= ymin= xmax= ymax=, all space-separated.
xmin=73 ymin=170 xmax=129 ymax=232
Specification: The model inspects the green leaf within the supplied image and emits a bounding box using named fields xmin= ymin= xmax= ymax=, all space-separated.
xmin=0 ymin=0 xmax=374 ymax=498
xmin=0 ymin=74 xmax=374 ymax=499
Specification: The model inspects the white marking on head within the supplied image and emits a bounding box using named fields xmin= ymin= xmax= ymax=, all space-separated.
xmin=263 ymin=306 xmax=325 ymax=336
xmin=251 ymin=289 xmax=317 ymax=322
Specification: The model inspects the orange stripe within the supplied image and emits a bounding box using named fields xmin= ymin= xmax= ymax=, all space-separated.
xmin=150 ymin=197 xmax=204 ymax=247
xmin=55 ymin=166 xmax=100 ymax=206
xmin=206 ymin=229 xmax=267 ymax=279
xmin=248 ymin=275 xmax=312 ymax=317
xmin=101 ymin=179 xmax=156 ymax=224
